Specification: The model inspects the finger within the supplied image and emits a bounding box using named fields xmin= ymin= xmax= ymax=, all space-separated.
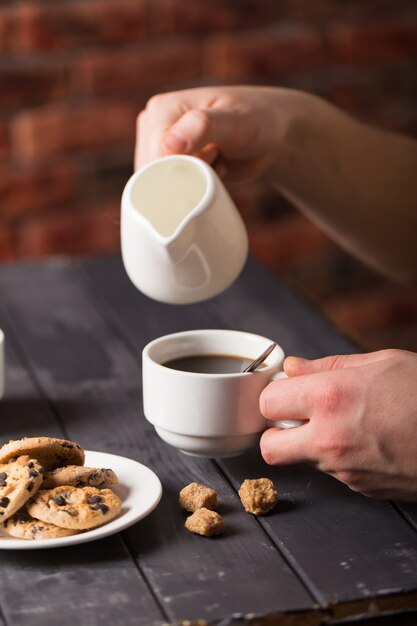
xmin=195 ymin=143 xmax=219 ymax=165
xmin=260 ymin=425 xmax=314 ymax=465
xmin=259 ymin=376 xmax=314 ymax=422
xmin=162 ymin=107 xmax=240 ymax=157
xmin=284 ymin=350 xmax=397 ymax=377
xmin=135 ymin=98 xmax=188 ymax=169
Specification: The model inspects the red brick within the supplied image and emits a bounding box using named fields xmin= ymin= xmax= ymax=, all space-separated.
xmin=0 ymin=163 xmax=76 ymax=219
xmin=79 ymin=149 xmax=133 ymax=204
xmin=0 ymin=60 xmax=72 ymax=110
xmin=147 ymin=0 xmax=281 ymax=36
xmin=328 ymin=17 xmax=417 ymax=66
xmin=325 ymin=286 xmax=417 ymax=334
xmin=249 ymin=213 xmax=335 ymax=273
xmin=358 ymin=101 xmax=417 ymax=136
xmin=0 ymin=9 xmax=9 ymax=53
xmin=17 ymin=201 xmax=121 ymax=258
xmin=0 ymin=121 xmax=10 ymax=164
xmin=11 ymin=102 xmax=137 ymax=163
xmin=77 ymin=40 xmax=200 ymax=97
xmin=275 ymin=0 xmax=413 ymax=21
xmin=10 ymin=0 xmax=146 ymax=52
xmin=364 ymin=321 xmax=417 ymax=352
xmin=0 ymin=225 xmax=16 ymax=262
xmin=203 ymin=26 xmax=324 ymax=79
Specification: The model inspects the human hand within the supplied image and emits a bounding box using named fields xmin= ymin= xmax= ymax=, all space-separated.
xmin=135 ymin=85 xmax=302 ymax=182
xmin=259 ymin=349 xmax=417 ymax=501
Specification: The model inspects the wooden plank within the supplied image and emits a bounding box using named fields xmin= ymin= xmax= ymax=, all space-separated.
xmin=221 ymin=450 xmax=417 ymax=604
xmin=80 ymin=254 xmax=417 ymax=618
xmin=0 ymin=258 xmax=313 ymax=625
xmin=396 ymin=503 xmax=417 ymax=532
xmin=0 ymin=304 xmax=165 ymax=626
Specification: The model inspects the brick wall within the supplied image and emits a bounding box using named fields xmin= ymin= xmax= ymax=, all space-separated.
xmin=1 ymin=0 xmax=416 ymax=351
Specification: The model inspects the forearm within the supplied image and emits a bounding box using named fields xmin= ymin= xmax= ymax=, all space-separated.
xmin=268 ymin=93 xmax=417 ymax=283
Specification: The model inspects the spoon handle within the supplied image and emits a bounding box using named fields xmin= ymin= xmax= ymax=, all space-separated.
xmin=243 ymin=342 xmax=277 ymax=373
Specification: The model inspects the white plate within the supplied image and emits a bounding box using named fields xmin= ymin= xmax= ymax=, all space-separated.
xmin=0 ymin=450 xmax=163 ymax=550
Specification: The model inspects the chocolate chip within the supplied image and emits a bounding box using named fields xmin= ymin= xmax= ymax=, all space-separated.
xmin=60 ymin=442 xmax=73 ymax=449
xmin=90 ymin=503 xmax=109 ymax=514
xmin=28 ymin=461 xmax=34 ymax=469
xmin=0 ymin=472 xmax=7 ymax=487
xmin=29 ymin=470 xmax=38 ymax=478
xmin=0 ymin=497 xmax=10 ymax=508
xmin=86 ymin=495 xmax=102 ymax=505
xmin=7 ymin=457 xmax=17 ymax=463
xmin=27 ymin=482 xmax=34 ymax=492
xmin=39 ymin=466 xmax=44 ymax=474
xmin=52 ymin=496 xmax=66 ymax=506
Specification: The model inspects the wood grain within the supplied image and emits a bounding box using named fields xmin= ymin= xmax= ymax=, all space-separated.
xmin=0 ymin=258 xmax=312 ymax=625
xmin=0 ymin=254 xmax=416 ymax=625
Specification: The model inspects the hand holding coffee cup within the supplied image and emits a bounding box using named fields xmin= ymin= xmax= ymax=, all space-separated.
xmin=142 ymin=329 xmax=286 ymax=458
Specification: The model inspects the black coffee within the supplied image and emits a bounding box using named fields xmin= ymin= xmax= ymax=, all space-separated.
xmin=162 ymin=354 xmax=261 ymax=374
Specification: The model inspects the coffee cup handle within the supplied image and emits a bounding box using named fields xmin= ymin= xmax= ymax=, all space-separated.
xmin=269 ymin=371 xmax=306 ymax=429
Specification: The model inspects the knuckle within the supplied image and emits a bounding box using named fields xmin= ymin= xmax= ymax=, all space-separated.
xmin=378 ymin=348 xmax=401 ymax=360
xmin=315 ymin=379 xmax=345 ymax=416
xmin=321 ymin=355 xmax=350 ymax=371
xmin=335 ymin=470 xmax=359 ymax=487
xmin=316 ymin=432 xmax=351 ymax=469
xmin=187 ymin=108 xmax=210 ymax=134
xmin=146 ymin=93 xmax=166 ymax=113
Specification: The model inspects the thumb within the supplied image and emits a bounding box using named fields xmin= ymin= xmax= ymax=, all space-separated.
xmin=163 ymin=108 xmax=239 ymax=155
xmin=284 ymin=350 xmax=395 ymax=376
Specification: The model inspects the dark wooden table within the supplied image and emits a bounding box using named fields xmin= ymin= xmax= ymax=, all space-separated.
xmin=0 ymin=254 xmax=416 ymax=626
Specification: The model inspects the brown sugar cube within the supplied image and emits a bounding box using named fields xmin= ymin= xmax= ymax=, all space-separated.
xmin=179 ymin=482 xmax=218 ymax=512
xmin=184 ymin=508 xmax=226 ymax=537
xmin=238 ymin=478 xmax=278 ymax=515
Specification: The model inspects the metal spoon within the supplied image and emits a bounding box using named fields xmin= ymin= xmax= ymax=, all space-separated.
xmin=242 ymin=342 xmax=277 ymax=373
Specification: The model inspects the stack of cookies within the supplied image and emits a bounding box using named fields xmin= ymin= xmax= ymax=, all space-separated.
xmin=0 ymin=436 xmax=121 ymax=541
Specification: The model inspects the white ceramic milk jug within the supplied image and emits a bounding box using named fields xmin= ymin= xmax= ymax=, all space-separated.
xmin=121 ymin=155 xmax=248 ymax=304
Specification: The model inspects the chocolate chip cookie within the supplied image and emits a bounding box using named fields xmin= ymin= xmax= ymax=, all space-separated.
xmin=3 ymin=511 xmax=79 ymax=540
xmin=27 ymin=485 xmax=122 ymax=530
xmin=0 ymin=456 xmax=44 ymax=522
xmin=0 ymin=437 xmax=85 ymax=471
xmin=43 ymin=465 xmax=118 ymax=489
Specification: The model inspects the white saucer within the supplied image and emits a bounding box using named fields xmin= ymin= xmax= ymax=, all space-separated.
xmin=0 ymin=450 xmax=162 ymax=550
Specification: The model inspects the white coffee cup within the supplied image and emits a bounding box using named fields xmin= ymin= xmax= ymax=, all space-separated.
xmin=121 ymin=155 xmax=248 ymax=304
xmin=0 ymin=329 xmax=4 ymax=400
xmin=142 ymin=329 xmax=285 ymax=457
